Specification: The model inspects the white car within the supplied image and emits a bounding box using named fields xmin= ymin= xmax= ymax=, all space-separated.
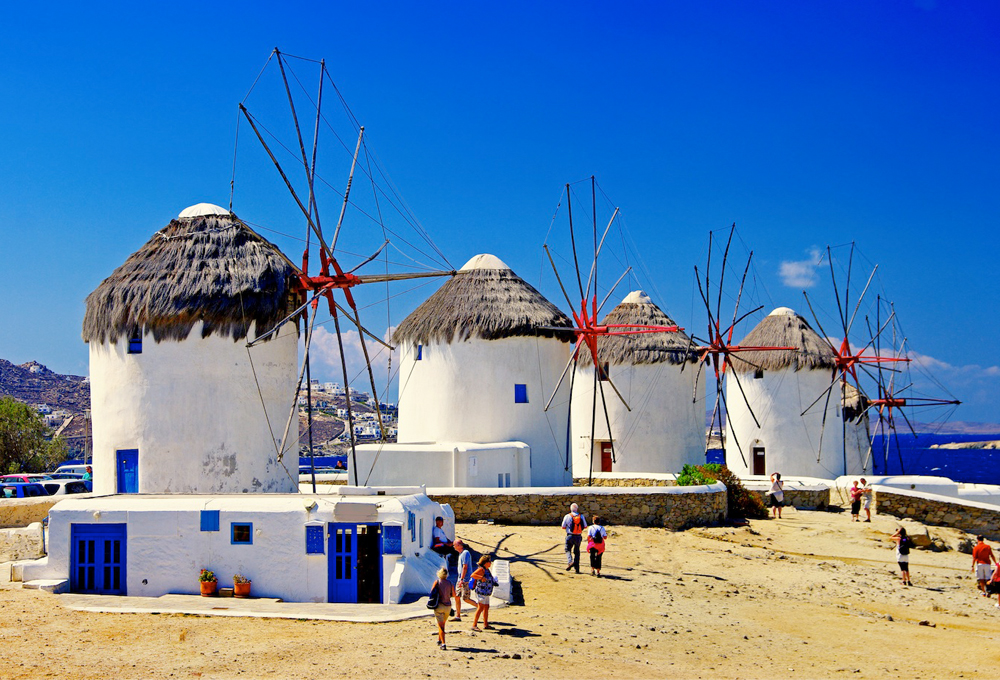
xmin=54 ymin=464 xmax=90 ymax=476
xmin=40 ymin=479 xmax=92 ymax=496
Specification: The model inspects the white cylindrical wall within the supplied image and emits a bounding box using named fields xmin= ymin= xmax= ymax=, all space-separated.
xmin=396 ymin=337 xmax=572 ymax=486
xmin=726 ymin=368 xmax=865 ymax=478
xmin=90 ymin=321 xmax=299 ymax=494
xmin=570 ymin=362 xmax=703 ymax=475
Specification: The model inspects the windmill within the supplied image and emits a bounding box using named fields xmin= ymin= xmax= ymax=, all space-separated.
xmin=233 ymin=49 xmax=455 ymax=487
xmin=689 ymin=225 xmax=795 ymax=471
xmin=539 ymin=177 xmax=689 ymax=482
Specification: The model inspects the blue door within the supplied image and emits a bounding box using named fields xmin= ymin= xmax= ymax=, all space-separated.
xmin=117 ymin=449 xmax=138 ymax=493
xmin=328 ymin=523 xmax=357 ymax=603
xmin=70 ymin=524 xmax=127 ymax=594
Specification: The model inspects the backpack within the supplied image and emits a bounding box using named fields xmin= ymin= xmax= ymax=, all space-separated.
xmin=572 ymin=515 xmax=583 ymax=534
xmin=591 ymin=528 xmax=604 ymax=544
xmin=899 ymin=537 xmax=910 ymax=555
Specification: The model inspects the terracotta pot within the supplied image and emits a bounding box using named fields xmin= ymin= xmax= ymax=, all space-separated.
xmin=200 ymin=581 xmax=217 ymax=597
xmin=233 ymin=582 xmax=251 ymax=598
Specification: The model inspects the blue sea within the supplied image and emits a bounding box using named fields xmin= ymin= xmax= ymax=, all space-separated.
xmin=708 ymin=432 xmax=1000 ymax=485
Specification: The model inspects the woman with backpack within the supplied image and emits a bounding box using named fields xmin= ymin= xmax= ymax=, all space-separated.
xmin=891 ymin=527 xmax=913 ymax=586
xmin=469 ymin=555 xmax=499 ymax=632
xmin=587 ymin=515 xmax=608 ymax=577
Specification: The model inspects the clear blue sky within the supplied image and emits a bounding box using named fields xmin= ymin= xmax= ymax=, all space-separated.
xmin=1 ymin=1 xmax=997 ymax=423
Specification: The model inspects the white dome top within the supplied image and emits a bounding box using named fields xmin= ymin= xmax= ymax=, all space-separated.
xmin=622 ymin=290 xmax=652 ymax=305
xmin=769 ymin=306 xmax=797 ymax=317
xmin=179 ymin=203 xmax=230 ymax=218
xmin=460 ymin=254 xmax=511 ymax=271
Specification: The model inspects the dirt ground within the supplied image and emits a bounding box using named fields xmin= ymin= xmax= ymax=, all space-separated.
xmin=2 ymin=508 xmax=999 ymax=679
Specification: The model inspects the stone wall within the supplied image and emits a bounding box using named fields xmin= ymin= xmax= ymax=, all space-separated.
xmin=0 ymin=523 xmax=45 ymax=562
xmin=573 ymin=476 xmax=677 ymax=488
xmin=0 ymin=497 xmax=60 ymax=529
xmin=874 ymin=488 xmax=1000 ymax=540
xmin=428 ymin=483 xmax=727 ymax=529
xmin=746 ymin=487 xmax=831 ymax=510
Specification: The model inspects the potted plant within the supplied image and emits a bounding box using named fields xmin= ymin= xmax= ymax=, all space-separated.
xmin=199 ymin=569 xmax=217 ymax=597
xmin=232 ymin=573 xmax=251 ymax=598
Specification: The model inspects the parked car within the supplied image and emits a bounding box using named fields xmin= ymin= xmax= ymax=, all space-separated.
xmin=0 ymin=474 xmax=52 ymax=484
xmin=45 ymin=472 xmax=84 ymax=480
xmin=41 ymin=480 xmax=92 ymax=496
xmin=54 ymin=464 xmax=90 ymax=476
xmin=0 ymin=483 xmax=50 ymax=499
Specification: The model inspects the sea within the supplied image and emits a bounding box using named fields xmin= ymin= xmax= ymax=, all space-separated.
xmin=708 ymin=432 xmax=1000 ymax=485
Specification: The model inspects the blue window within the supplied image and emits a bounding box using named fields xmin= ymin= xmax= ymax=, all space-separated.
xmin=231 ymin=522 xmax=253 ymax=545
xmin=128 ymin=333 xmax=142 ymax=354
xmin=200 ymin=510 xmax=220 ymax=532
xmin=407 ymin=511 xmax=415 ymax=542
xmin=416 ymin=344 xmax=423 ymax=361
xmin=418 ymin=518 xmax=424 ymax=548
xmin=305 ymin=524 xmax=325 ymax=554
xmin=514 ymin=384 xmax=528 ymax=403
xmin=383 ymin=525 xmax=402 ymax=555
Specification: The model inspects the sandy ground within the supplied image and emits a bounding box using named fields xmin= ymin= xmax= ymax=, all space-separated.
xmin=2 ymin=508 xmax=1000 ymax=679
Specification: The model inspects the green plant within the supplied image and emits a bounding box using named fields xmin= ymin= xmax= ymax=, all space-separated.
xmin=677 ymin=463 xmax=767 ymax=520
xmin=199 ymin=569 xmax=217 ymax=583
xmin=233 ymin=573 xmax=251 ymax=584
xmin=676 ymin=463 xmax=712 ymax=486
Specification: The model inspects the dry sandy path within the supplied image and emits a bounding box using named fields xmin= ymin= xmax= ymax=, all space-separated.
xmin=1 ymin=508 xmax=999 ymax=679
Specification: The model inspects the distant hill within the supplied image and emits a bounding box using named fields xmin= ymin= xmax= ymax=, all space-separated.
xmin=0 ymin=359 xmax=89 ymax=413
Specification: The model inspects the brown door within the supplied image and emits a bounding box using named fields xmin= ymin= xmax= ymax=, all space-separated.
xmin=600 ymin=442 xmax=613 ymax=472
xmin=752 ymin=447 xmax=766 ymax=476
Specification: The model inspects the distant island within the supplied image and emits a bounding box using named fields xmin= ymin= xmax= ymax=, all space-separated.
xmin=931 ymin=440 xmax=1000 ymax=450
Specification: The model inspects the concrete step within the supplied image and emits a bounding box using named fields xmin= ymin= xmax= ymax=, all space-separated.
xmin=22 ymin=579 xmax=69 ymax=594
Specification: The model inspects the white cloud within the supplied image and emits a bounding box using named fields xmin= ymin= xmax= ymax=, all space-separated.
xmin=909 ymin=351 xmax=1000 ymax=380
xmin=779 ymin=247 xmax=823 ymax=288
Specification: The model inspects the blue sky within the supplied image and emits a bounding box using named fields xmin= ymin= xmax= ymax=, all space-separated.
xmin=1 ymin=1 xmax=997 ymax=424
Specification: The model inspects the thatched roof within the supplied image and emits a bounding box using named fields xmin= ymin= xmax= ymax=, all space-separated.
xmin=82 ymin=204 xmax=299 ymax=345
xmin=729 ymin=307 xmax=836 ymax=373
xmin=392 ymin=254 xmax=576 ymax=344
xmin=576 ymin=291 xmax=696 ymax=366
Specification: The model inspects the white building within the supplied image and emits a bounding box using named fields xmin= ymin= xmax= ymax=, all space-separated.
xmin=81 ymin=204 xmax=300 ymax=494
xmin=570 ymin=291 xmax=703 ymax=475
xmin=725 ymin=307 xmax=868 ymax=479
xmin=360 ymin=254 xmax=576 ymax=487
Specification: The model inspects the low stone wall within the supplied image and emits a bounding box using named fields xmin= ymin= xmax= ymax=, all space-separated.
xmin=746 ymin=487 xmax=831 ymax=510
xmin=0 ymin=497 xmax=59 ymax=529
xmin=573 ymin=476 xmax=677 ymax=488
xmin=874 ymin=487 xmax=1000 ymax=540
xmin=428 ymin=483 xmax=727 ymax=529
xmin=0 ymin=523 xmax=45 ymax=562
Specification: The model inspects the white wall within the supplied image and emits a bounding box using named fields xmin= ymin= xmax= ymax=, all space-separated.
xmin=726 ymin=368 xmax=866 ymax=478
xmin=570 ymin=362 xmax=703 ymax=475
xmin=89 ymin=321 xmax=299 ymax=494
xmin=26 ymin=492 xmax=450 ymax=604
xmin=396 ymin=337 xmax=572 ymax=486
xmin=354 ymin=442 xmax=531 ymax=487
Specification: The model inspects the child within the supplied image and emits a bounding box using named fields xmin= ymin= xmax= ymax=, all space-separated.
xmin=586 ymin=515 xmax=608 ymax=577
xmin=469 ymin=555 xmax=499 ymax=632
xmin=891 ymin=527 xmax=912 ymax=586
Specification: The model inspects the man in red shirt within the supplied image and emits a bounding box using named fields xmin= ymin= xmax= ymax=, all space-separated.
xmin=972 ymin=535 xmax=997 ymax=596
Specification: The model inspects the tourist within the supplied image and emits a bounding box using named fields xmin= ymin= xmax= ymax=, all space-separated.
xmin=769 ymin=473 xmax=784 ymax=519
xmin=891 ymin=527 xmax=913 ymax=586
xmin=971 ymin=535 xmax=997 ymax=597
xmin=83 ymin=466 xmax=93 ymax=481
xmin=987 ymin=560 xmax=1000 ymax=608
xmin=431 ymin=516 xmax=458 ymax=559
xmin=451 ymin=538 xmax=476 ymax=621
xmin=470 ymin=555 xmax=499 ymax=632
xmin=430 ymin=566 xmax=454 ymax=650
xmin=586 ymin=515 xmax=608 ymax=577
xmin=561 ymin=502 xmax=588 ymax=572
xmin=849 ymin=480 xmax=863 ymax=522
xmin=860 ymin=478 xmax=873 ymax=522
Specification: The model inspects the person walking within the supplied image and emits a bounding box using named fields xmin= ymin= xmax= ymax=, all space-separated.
xmin=586 ymin=515 xmax=608 ymax=577
xmin=971 ymin=535 xmax=997 ymax=597
xmin=769 ymin=473 xmax=784 ymax=519
xmin=891 ymin=527 xmax=913 ymax=586
xmin=469 ymin=555 xmax=499 ymax=632
xmin=561 ymin=503 xmax=587 ymax=573
xmin=849 ymin=480 xmax=863 ymax=522
xmin=430 ymin=566 xmax=454 ymax=650
xmin=860 ymin=478 xmax=873 ymax=522
xmin=451 ymin=539 xmax=476 ymax=621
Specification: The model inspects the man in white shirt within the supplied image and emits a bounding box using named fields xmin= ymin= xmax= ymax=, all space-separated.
xmin=452 ymin=539 xmax=476 ymax=621
xmin=560 ymin=503 xmax=587 ymax=573
xmin=431 ymin=516 xmax=457 ymax=558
